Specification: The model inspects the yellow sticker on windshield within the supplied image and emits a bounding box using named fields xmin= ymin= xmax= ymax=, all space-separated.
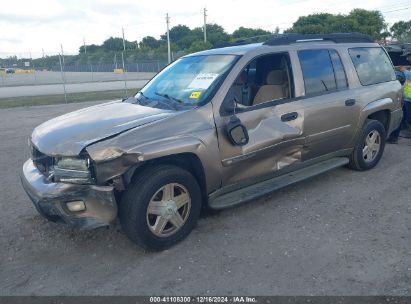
xmin=189 ymin=92 xmax=202 ymax=99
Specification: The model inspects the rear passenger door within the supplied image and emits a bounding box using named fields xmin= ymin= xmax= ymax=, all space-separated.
xmin=297 ymin=49 xmax=361 ymax=159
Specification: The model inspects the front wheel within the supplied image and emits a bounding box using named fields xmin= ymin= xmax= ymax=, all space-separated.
xmin=119 ymin=165 xmax=202 ymax=251
xmin=348 ymin=119 xmax=386 ymax=171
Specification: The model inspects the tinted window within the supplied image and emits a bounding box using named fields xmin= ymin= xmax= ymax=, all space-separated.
xmin=349 ymin=47 xmax=396 ymax=86
xmin=330 ymin=50 xmax=348 ymax=89
xmin=299 ymin=50 xmax=336 ymax=95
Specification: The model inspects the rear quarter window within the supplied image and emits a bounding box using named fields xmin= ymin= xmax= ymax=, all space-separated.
xmin=349 ymin=47 xmax=396 ymax=86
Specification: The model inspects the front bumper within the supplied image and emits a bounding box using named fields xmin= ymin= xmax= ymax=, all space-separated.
xmin=21 ymin=159 xmax=117 ymax=230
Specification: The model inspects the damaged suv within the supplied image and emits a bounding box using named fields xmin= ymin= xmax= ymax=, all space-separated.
xmin=21 ymin=33 xmax=402 ymax=250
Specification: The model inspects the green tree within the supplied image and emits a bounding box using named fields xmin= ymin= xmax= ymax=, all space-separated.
xmin=161 ymin=25 xmax=195 ymax=49
xmin=161 ymin=23 xmax=229 ymax=49
xmin=347 ymin=9 xmax=386 ymax=39
xmin=79 ymin=44 xmax=100 ymax=54
xmin=188 ymin=40 xmax=213 ymax=53
xmin=286 ymin=9 xmax=386 ymax=40
xmin=286 ymin=13 xmax=337 ymax=34
xmin=231 ymin=27 xmax=271 ymax=39
xmin=205 ymin=23 xmax=229 ymax=46
xmin=139 ymin=36 xmax=162 ymax=49
xmin=102 ymin=37 xmax=135 ymax=51
xmin=390 ymin=20 xmax=411 ymax=42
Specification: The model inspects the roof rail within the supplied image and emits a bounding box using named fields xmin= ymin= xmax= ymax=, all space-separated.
xmin=263 ymin=33 xmax=373 ymax=46
xmin=213 ymin=33 xmax=277 ymax=49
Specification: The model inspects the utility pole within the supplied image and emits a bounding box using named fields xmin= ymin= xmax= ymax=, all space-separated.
xmin=42 ymin=48 xmax=45 ymax=58
xmin=83 ymin=38 xmax=87 ymax=54
xmin=122 ymin=27 xmax=126 ymax=51
xmin=166 ymin=13 xmax=171 ymax=64
xmin=121 ymin=27 xmax=128 ymax=95
xmin=59 ymin=44 xmax=67 ymax=104
xmin=203 ymin=8 xmax=207 ymax=43
xmin=30 ymin=51 xmax=37 ymax=83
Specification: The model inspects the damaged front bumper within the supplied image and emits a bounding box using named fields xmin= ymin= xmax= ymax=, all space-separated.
xmin=21 ymin=159 xmax=117 ymax=229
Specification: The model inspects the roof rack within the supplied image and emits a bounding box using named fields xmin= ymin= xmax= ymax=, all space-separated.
xmin=213 ymin=34 xmax=276 ymax=49
xmin=263 ymin=33 xmax=373 ymax=46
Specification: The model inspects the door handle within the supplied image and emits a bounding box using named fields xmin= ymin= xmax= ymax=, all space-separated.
xmin=345 ymin=99 xmax=356 ymax=106
xmin=281 ymin=112 xmax=298 ymax=122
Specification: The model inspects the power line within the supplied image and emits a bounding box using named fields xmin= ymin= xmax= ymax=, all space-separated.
xmin=375 ymin=1 xmax=411 ymax=10
xmin=382 ymin=6 xmax=411 ymax=13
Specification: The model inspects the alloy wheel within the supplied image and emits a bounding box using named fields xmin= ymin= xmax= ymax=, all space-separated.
xmin=362 ymin=130 xmax=381 ymax=163
xmin=146 ymin=183 xmax=191 ymax=237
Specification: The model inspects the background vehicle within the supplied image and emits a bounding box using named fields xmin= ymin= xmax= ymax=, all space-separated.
xmin=385 ymin=43 xmax=411 ymax=85
xmin=5 ymin=68 xmax=15 ymax=74
xmin=21 ymin=33 xmax=403 ymax=250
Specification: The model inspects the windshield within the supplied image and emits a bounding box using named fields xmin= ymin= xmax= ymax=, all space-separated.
xmin=127 ymin=55 xmax=239 ymax=110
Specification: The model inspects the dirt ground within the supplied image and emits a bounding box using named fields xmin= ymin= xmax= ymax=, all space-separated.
xmin=0 ymin=102 xmax=410 ymax=296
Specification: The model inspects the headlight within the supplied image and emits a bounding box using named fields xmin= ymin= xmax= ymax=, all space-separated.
xmin=56 ymin=157 xmax=89 ymax=171
xmin=53 ymin=157 xmax=92 ymax=184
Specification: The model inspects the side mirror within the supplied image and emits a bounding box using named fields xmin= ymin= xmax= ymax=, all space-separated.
xmin=226 ymin=115 xmax=249 ymax=146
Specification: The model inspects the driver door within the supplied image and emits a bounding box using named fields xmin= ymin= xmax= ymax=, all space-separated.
xmin=215 ymin=52 xmax=305 ymax=186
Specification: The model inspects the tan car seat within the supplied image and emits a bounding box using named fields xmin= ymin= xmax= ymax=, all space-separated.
xmin=253 ymin=70 xmax=287 ymax=105
xmin=231 ymin=70 xmax=251 ymax=106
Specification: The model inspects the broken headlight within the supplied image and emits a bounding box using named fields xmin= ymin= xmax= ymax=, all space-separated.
xmin=56 ymin=157 xmax=89 ymax=171
xmin=53 ymin=157 xmax=93 ymax=184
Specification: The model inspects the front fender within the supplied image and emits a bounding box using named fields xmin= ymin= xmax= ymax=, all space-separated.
xmin=86 ymin=130 xmax=222 ymax=193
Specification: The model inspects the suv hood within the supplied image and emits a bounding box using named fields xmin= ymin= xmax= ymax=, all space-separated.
xmin=31 ymin=101 xmax=176 ymax=156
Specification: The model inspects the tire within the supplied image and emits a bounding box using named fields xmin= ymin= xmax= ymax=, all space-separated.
xmin=348 ymin=119 xmax=386 ymax=171
xmin=119 ymin=164 xmax=202 ymax=251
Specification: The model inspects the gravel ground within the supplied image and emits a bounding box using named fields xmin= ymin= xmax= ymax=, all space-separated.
xmin=0 ymin=102 xmax=410 ymax=296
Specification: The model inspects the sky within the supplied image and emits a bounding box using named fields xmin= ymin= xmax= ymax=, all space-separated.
xmin=0 ymin=0 xmax=410 ymax=57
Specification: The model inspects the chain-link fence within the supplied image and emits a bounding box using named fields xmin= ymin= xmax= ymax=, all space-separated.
xmin=0 ymin=51 xmax=168 ymax=86
xmin=0 ymin=51 xmax=174 ymax=102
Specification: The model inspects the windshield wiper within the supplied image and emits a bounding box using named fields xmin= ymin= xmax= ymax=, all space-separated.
xmin=126 ymin=91 xmax=150 ymax=105
xmin=155 ymin=92 xmax=184 ymax=104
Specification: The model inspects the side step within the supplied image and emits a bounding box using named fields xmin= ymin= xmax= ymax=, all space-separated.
xmin=209 ymin=157 xmax=349 ymax=210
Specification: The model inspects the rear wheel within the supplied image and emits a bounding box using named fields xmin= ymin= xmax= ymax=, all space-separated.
xmin=119 ymin=165 xmax=202 ymax=251
xmin=349 ymin=119 xmax=386 ymax=171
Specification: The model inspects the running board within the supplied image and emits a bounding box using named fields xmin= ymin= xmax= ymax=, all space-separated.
xmin=209 ymin=157 xmax=349 ymax=210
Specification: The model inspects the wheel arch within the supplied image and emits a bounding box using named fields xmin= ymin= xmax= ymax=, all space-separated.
xmin=358 ymin=98 xmax=394 ymax=137
xmin=367 ymin=110 xmax=390 ymax=132
xmin=124 ymin=152 xmax=209 ymax=207
xmin=87 ymin=132 xmax=222 ymax=197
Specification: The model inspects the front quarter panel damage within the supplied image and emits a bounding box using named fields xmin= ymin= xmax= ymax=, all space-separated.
xmin=86 ymin=104 xmax=222 ymax=193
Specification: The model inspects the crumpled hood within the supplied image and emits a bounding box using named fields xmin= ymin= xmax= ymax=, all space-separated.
xmin=31 ymin=101 xmax=176 ymax=156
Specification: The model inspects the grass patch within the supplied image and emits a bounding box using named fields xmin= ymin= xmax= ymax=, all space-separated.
xmin=0 ymin=89 xmax=138 ymax=109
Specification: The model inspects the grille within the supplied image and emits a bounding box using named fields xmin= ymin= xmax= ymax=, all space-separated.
xmin=31 ymin=145 xmax=53 ymax=175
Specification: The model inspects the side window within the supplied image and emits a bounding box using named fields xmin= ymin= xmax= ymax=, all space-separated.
xmin=349 ymin=47 xmax=396 ymax=86
xmin=298 ymin=50 xmax=337 ymax=95
xmin=329 ymin=50 xmax=348 ymax=90
xmin=226 ymin=52 xmax=294 ymax=107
